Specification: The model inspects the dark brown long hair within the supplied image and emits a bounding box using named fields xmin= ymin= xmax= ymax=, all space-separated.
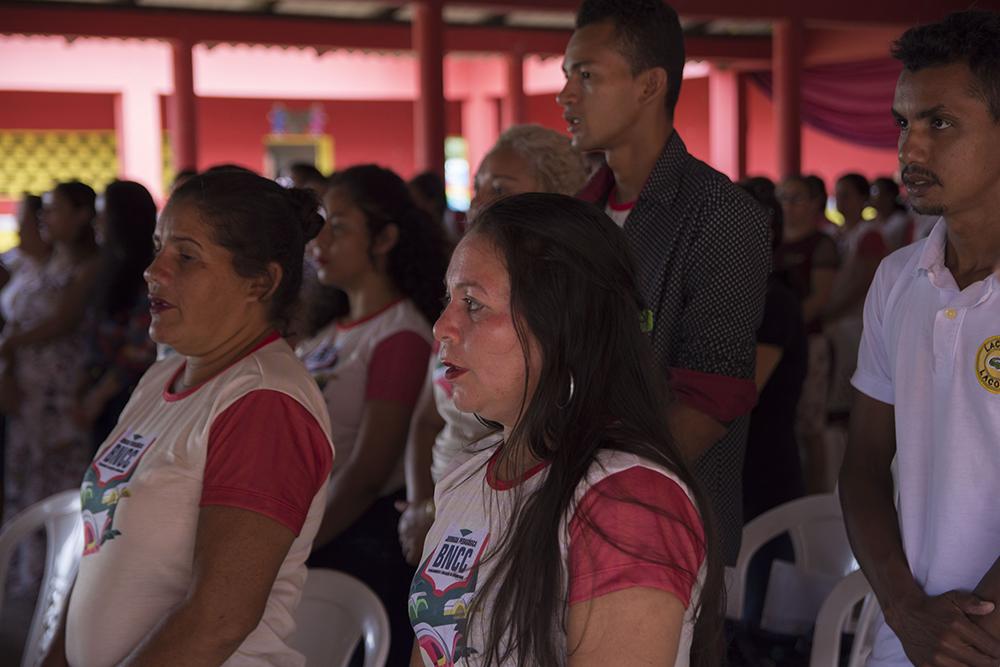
xmin=170 ymin=169 xmax=324 ymax=332
xmin=464 ymin=193 xmax=723 ymax=666
xmin=327 ymin=165 xmax=451 ymax=327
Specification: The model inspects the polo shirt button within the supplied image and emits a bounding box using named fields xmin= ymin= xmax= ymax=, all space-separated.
xmin=944 ymin=308 xmax=958 ymax=319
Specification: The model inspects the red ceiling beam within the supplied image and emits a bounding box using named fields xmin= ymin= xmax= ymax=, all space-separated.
xmin=0 ymin=5 xmax=412 ymax=50
xmin=0 ymin=4 xmax=770 ymax=60
xmin=433 ymin=0 xmax=998 ymax=23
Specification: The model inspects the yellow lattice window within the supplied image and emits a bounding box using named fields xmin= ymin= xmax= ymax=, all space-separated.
xmin=162 ymin=133 xmax=174 ymax=195
xmin=0 ymin=130 xmax=118 ymax=198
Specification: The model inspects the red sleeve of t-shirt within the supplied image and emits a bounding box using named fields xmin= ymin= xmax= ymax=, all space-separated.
xmin=365 ymin=330 xmax=432 ymax=407
xmin=857 ymin=230 xmax=888 ymax=259
xmin=568 ymin=466 xmax=705 ymax=608
xmin=670 ymin=367 xmax=758 ymax=423
xmin=201 ymin=390 xmax=333 ymax=536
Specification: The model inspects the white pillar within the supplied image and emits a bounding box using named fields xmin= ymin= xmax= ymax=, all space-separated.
xmin=114 ymin=88 xmax=164 ymax=202
xmin=461 ymin=94 xmax=499 ymax=180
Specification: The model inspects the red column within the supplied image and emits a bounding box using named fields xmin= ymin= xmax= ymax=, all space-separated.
xmin=502 ymin=50 xmax=526 ymax=129
xmin=773 ymin=17 xmax=803 ymax=179
xmin=168 ymin=38 xmax=198 ymax=173
xmin=708 ymin=65 xmax=746 ymax=181
xmin=412 ymin=0 xmax=446 ymax=178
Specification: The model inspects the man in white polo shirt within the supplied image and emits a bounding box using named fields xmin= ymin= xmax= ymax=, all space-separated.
xmin=839 ymin=10 xmax=1000 ymax=667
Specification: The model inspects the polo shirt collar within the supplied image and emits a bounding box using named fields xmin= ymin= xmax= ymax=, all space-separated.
xmin=916 ymin=218 xmax=997 ymax=301
xmin=915 ymin=218 xmax=947 ymax=278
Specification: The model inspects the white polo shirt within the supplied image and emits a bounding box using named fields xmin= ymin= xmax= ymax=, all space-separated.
xmin=852 ymin=220 xmax=1000 ymax=667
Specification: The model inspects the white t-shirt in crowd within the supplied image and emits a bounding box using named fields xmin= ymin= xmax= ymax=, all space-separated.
xmin=297 ymin=299 xmax=432 ymax=497
xmin=66 ymin=334 xmax=334 ymax=667
xmin=410 ymin=447 xmax=705 ymax=667
xmin=852 ymin=220 xmax=1000 ymax=666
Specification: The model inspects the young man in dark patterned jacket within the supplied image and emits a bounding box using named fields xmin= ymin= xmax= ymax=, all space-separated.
xmin=559 ymin=0 xmax=771 ymax=564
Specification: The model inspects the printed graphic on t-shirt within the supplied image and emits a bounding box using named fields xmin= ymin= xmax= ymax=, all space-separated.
xmin=410 ymin=524 xmax=489 ymax=666
xmin=302 ymin=341 xmax=340 ymax=389
xmin=80 ymin=430 xmax=156 ymax=555
xmin=977 ymin=335 xmax=1000 ymax=394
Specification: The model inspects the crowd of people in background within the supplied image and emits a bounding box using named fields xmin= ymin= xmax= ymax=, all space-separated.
xmin=0 ymin=2 xmax=998 ymax=667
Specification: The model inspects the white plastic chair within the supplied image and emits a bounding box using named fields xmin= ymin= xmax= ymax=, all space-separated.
xmin=726 ymin=493 xmax=858 ymax=622
xmin=809 ymin=569 xmax=880 ymax=667
xmin=0 ymin=489 xmax=83 ymax=667
xmin=288 ymin=568 xmax=390 ymax=667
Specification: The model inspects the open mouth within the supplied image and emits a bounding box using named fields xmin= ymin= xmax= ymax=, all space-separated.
xmin=148 ymin=296 xmax=174 ymax=314
xmin=901 ymin=167 xmax=940 ymax=197
xmin=902 ymin=179 xmax=936 ymax=197
xmin=563 ymin=114 xmax=582 ymax=133
xmin=442 ymin=361 xmax=468 ymax=381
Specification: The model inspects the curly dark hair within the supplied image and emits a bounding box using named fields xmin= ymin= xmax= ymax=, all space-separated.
xmin=171 ymin=170 xmax=324 ymax=332
xmin=892 ymin=10 xmax=1000 ymax=121
xmin=576 ymin=0 xmax=685 ymax=115
xmin=327 ymin=165 xmax=450 ymax=327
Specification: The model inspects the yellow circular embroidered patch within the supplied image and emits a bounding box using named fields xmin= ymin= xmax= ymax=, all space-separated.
xmin=976 ymin=336 xmax=1000 ymax=394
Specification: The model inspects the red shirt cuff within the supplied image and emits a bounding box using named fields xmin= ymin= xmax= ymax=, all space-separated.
xmin=669 ymin=367 xmax=757 ymax=423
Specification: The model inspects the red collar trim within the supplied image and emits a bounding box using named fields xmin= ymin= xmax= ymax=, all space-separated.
xmin=576 ymin=164 xmax=616 ymax=205
xmin=607 ymin=186 xmax=636 ymax=211
xmin=485 ymin=443 xmax=550 ymax=491
xmin=336 ymin=298 xmax=403 ymax=331
xmin=162 ymin=331 xmax=281 ymax=402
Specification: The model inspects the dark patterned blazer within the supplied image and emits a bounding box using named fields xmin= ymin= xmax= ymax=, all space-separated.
xmin=580 ymin=131 xmax=771 ymax=563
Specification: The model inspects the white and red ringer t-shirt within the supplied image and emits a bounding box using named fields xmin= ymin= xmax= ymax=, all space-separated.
xmin=66 ymin=333 xmax=334 ymax=667
xmin=297 ymin=298 xmax=433 ymax=496
xmin=604 ymin=186 xmax=635 ymax=228
xmin=409 ymin=447 xmax=706 ymax=667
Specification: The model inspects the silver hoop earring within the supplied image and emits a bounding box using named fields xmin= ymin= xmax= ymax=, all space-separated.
xmin=558 ymin=372 xmax=576 ymax=409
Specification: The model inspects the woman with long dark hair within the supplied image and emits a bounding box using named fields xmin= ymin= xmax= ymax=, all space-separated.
xmin=75 ymin=180 xmax=158 ymax=448
xmin=398 ymin=124 xmax=589 ymax=566
xmin=297 ymin=164 xmax=450 ymax=665
xmin=410 ymin=193 xmax=721 ymax=667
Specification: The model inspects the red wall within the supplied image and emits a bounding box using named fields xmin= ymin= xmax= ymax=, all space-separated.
xmin=163 ymin=97 xmax=462 ymax=179
xmin=673 ymin=76 xmax=711 ymax=163
xmin=0 ymin=86 xmax=900 ymax=194
xmin=0 ymin=90 xmax=115 ymax=129
xmin=525 ymin=92 xmax=563 ymax=134
xmin=744 ymin=80 xmax=899 ymax=188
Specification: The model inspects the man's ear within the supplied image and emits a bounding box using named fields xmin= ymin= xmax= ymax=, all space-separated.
xmin=637 ymin=67 xmax=668 ymax=107
xmin=250 ymin=262 xmax=283 ymax=302
xmin=372 ymin=223 xmax=400 ymax=257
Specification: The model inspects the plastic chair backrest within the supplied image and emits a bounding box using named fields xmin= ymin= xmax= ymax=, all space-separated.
xmin=726 ymin=493 xmax=857 ymax=621
xmin=0 ymin=489 xmax=83 ymax=667
xmin=288 ymin=568 xmax=390 ymax=667
xmin=809 ymin=569 xmax=878 ymax=667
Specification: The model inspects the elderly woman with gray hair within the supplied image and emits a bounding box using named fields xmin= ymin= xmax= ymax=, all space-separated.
xmin=467 ymin=124 xmax=590 ymax=220
xmin=396 ymin=123 xmax=589 ymax=564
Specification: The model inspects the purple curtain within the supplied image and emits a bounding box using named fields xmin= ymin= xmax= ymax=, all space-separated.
xmin=752 ymin=58 xmax=902 ymax=149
